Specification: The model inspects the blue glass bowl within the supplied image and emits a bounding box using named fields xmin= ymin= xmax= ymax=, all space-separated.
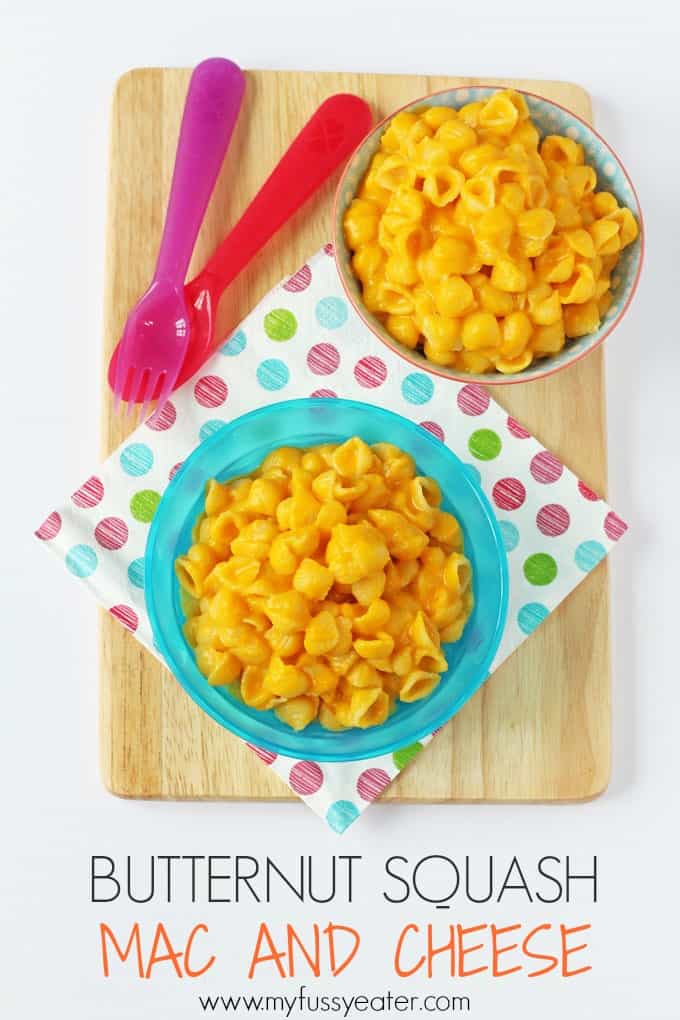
xmin=334 ymin=85 xmax=643 ymax=386
xmin=145 ymin=399 xmax=509 ymax=762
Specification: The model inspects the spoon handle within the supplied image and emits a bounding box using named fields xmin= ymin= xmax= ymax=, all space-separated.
xmin=153 ymin=58 xmax=245 ymax=283
xmin=191 ymin=93 xmax=373 ymax=302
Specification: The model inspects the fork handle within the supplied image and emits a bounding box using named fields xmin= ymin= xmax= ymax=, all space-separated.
xmin=154 ymin=58 xmax=245 ymax=283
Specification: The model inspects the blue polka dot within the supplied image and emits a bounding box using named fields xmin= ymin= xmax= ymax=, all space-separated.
xmin=66 ymin=544 xmax=98 ymax=578
xmin=127 ymin=557 xmax=145 ymax=589
xmin=464 ymin=463 xmax=481 ymax=485
xmin=499 ymin=520 xmax=520 ymax=552
xmin=401 ymin=372 xmax=434 ymax=405
xmin=575 ymin=540 xmax=606 ymax=572
xmin=256 ymin=358 xmax=289 ymax=391
xmin=517 ymin=602 xmax=549 ymax=635
xmin=120 ymin=442 xmax=154 ymax=477
xmin=326 ymin=800 xmax=360 ymax=833
xmin=200 ymin=420 xmax=227 ymax=442
xmin=315 ymin=296 xmax=348 ymax=330
xmin=221 ymin=329 xmax=246 ymax=356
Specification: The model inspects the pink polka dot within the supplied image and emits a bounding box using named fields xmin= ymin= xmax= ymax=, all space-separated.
xmin=604 ymin=511 xmax=627 ymax=541
xmin=288 ymin=761 xmax=324 ymax=795
xmin=530 ymin=451 xmax=563 ymax=484
xmin=307 ymin=342 xmax=340 ymax=375
xmin=194 ymin=375 xmax=228 ymax=408
xmin=146 ymin=400 xmax=176 ymax=431
xmin=283 ymin=264 xmax=312 ymax=292
xmin=323 ymin=241 xmax=335 ymax=256
xmin=457 ymin=384 xmax=489 ymax=416
xmin=72 ymin=476 xmax=104 ymax=508
xmin=536 ymin=503 xmax=570 ymax=537
xmin=357 ymin=768 xmax=391 ymax=801
xmin=311 ymin=388 xmax=337 ymax=399
xmin=493 ymin=477 xmax=526 ymax=511
xmin=578 ymin=480 xmax=599 ymax=501
xmin=246 ymin=744 xmax=277 ymax=765
xmin=354 ymin=356 xmax=387 ymax=388
xmin=169 ymin=462 xmax=183 ymax=480
xmin=109 ymin=604 xmax=138 ymax=632
xmin=35 ymin=511 xmax=61 ymax=541
xmin=420 ymin=421 xmax=445 ymax=442
xmin=507 ymin=416 xmax=530 ymax=439
xmin=95 ymin=516 xmax=129 ymax=550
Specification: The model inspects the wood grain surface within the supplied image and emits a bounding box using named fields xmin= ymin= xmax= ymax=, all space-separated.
xmin=100 ymin=69 xmax=610 ymax=801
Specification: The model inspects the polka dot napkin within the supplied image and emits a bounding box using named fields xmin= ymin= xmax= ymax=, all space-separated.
xmin=35 ymin=245 xmax=628 ymax=832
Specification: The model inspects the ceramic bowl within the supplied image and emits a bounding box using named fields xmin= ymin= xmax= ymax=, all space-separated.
xmin=333 ymin=85 xmax=643 ymax=385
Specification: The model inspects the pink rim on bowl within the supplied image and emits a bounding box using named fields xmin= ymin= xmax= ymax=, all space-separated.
xmin=333 ymin=85 xmax=644 ymax=386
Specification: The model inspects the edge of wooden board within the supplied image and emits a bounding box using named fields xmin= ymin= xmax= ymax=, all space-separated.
xmin=99 ymin=70 xmax=609 ymax=803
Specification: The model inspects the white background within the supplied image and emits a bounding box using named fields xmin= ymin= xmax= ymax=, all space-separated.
xmin=1 ymin=1 xmax=678 ymax=1017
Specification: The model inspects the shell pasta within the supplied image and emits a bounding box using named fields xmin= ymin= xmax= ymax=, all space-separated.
xmin=343 ymin=89 xmax=639 ymax=374
xmin=176 ymin=438 xmax=473 ymax=732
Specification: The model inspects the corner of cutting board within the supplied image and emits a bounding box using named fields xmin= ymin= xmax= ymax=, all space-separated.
xmin=111 ymin=65 xmax=167 ymax=106
xmin=547 ymin=79 xmax=593 ymax=120
xmin=583 ymin=753 xmax=612 ymax=801
xmin=112 ymin=66 xmax=143 ymax=103
xmin=99 ymin=768 xmax=135 ymax=800
xmin=99 ymin=746 xmax=161 ymax=800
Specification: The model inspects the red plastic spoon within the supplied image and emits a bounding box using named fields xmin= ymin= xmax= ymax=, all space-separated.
xmin=108 ymin=93 xmax=372 ymax=402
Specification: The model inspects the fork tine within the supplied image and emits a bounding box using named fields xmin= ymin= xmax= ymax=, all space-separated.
xmin=130 ymin=368 xmax=152 ymax=422
xmin=147 ymin=372 xmax=171 ymax=428
xmin=124 ymin=380 xmax=138 ymax=419
xmin=121 ymin=368 xmax=144 ymax=424
xmin=126 ymin=398 xmax=140 ymax=428
xmin=116 ymin=365 xmax=136 ymax=416
xmin=118 ymin=365 xmax=139 ymax=418
xmin=139 ymin=370 xmax=167 ymax=425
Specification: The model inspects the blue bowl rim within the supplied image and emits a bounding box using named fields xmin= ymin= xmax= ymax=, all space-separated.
xmin=332 ymin=83 xmax=645 ymax=387
xmin=145 ymin=397 xmax=510 ymax=761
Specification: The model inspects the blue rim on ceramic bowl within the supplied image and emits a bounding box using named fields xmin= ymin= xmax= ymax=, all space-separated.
xmin=145 ymin=398 xmax=509 ymax=762
xmin=333 ymin=85 xmax=644 ymax=386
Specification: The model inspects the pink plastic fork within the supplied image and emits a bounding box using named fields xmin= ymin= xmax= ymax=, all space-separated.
xmin=112 ymin=58 xmax=245 ymax=421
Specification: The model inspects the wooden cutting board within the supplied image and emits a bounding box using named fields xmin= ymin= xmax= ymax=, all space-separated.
xmin=100 ymin=69 xmax=610 ymax=801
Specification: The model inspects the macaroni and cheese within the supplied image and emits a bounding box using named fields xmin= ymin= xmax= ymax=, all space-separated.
xmin=343 ymin=89 xmax=639 ymax=374
xmin=176 ymin=438 xmax=473 ymax=732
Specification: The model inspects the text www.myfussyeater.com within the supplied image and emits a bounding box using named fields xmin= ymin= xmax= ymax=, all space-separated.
xmin=198 ymin=987 xmax=471 ymax=1016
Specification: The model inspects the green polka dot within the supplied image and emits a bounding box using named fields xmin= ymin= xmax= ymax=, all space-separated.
xmin=130 ymin=489 xmax=161 ymax=523
xmin=468 ymin=428 xmax=502 ymax=461
xmin=264 ymin=308 xmax=297 ymax=341
xmin=392 ymin=742 xmax=424 ymax=770
xmin=523 ymin=553 xmax=558 ymax=586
